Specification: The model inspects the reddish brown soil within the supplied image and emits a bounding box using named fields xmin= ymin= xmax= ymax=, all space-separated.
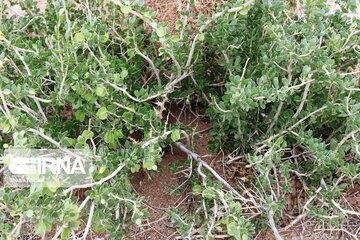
xmin=146 ymin=0 xmax=216 ymax=32
xmin=127 ymin=104 xmax=215 ymax=239
xmin=132 ymin=148 xmax=188 ymax=211
xmin=344 ymin=184 xmax=360 ymax=211
xmin=129 ymin=148 xmax=188 ymax=239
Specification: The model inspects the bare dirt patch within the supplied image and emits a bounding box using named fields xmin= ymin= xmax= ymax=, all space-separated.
xmin=146 ymin=0 xmax=216 ymax=32
xmin=127 ymin=104 xmax=214 ymax=239
xmin=129 ymin=148 xmax=188 ymax=239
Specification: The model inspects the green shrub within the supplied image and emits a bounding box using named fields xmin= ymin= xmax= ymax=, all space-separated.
xmin=0 ymin=0 xmax=359 ymax=239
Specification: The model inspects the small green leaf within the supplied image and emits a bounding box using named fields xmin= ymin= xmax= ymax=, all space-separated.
xmin=35 ymin=221 xmax=47 ymax=235
xmin=25 ymin=209 xmax=34 ymax=218
xmin=114 ymin=129 xmax=124 ymax=139
xmin=104 ymin=131 xmax=115 ymax=144
xmin=75 ymin=85 xmax=84 ymax=95
xmin=168 ymin=162 xmax=179 ymax=173
xmin=192 ymin=185 xmax=202 ymax=195
xmin=127 ymin=49 xmax=135 ymax=58
xmin=84 ymin=93 xmax=95 ymax=103
xmin=121 ymin=69 xmax=128 ymax=79
xmin=46 ymin=178 xmax=60 ymax=193
xmin=9 ymin=118 xmax=16 ymax=128
xmin=82 ymin=130 xmax=94 ymax=139
xmin=74 ymin=32 xmax=85 ymax=44
xmin=96 ymin=85 xmax=107 ymax=97
xmin=121 ymin=5 xmax=131 ymax=15
xmin=100 ymin=34 xmax=109 ymax=43
xmin=198 ymin=33 xmax=205 ymax=41
xmin=239 ymin=7 xmax=250 ymax=15
xmin=63 ymin=137 xmax=75 ymax=146
xmin=123 ymin=112 xmax=133 ymax=121
xmin=98 ymin=166 xmax=106 ymax=174
xmin=203 ymin=188 xmax=215 ymax=199
xmin=61 ymin=227 xmax=71 ymax=239
xmin=171 ymin=35 xmax=180 ymax=42
xmin=96 ymin=107 xmax=108 ymax=120
xmin=150 ymin=22 xmax=158 ymax=29
xmin=171 ymin=129 xmax=181 ymax=142
xmin=130 ymin=163 xmax=141 ymax=173
xmin=74 ymin=110 xmax=85 ymax=122
xmin=113 ymin=73 xmax=122 ymax=83
xmin=302 ymin=65 xmax=311 ymax=76
xmin=134 ymin=218 xmax=142 ymax=225
xmin=227 ymin=221 xmax=241 ymax=239
xmin=143 ymin=160 xmax=157 ymax=170
xmin=175 ymin=19 xmax=182 ymax=30
xmin=156 ymin=27 xmax=167 ymax=38
xmin=1 ymin=121 xmax=11 ymax=133
xmin=3 ymin=89 xmax=11 ymax=95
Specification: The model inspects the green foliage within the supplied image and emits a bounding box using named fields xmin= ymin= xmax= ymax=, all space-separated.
xmin=203 ymin=0 xmax=360 ymax=234
xmin=0 ymin=0 xmax=359 ymax=239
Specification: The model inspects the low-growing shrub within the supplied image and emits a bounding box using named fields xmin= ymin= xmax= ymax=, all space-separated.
xmin=0 ymin=0 xmax=359 ymax=239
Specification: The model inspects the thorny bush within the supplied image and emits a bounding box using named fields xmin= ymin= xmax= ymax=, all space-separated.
xmin=0 ymin=0 xmax=359 ymax=239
